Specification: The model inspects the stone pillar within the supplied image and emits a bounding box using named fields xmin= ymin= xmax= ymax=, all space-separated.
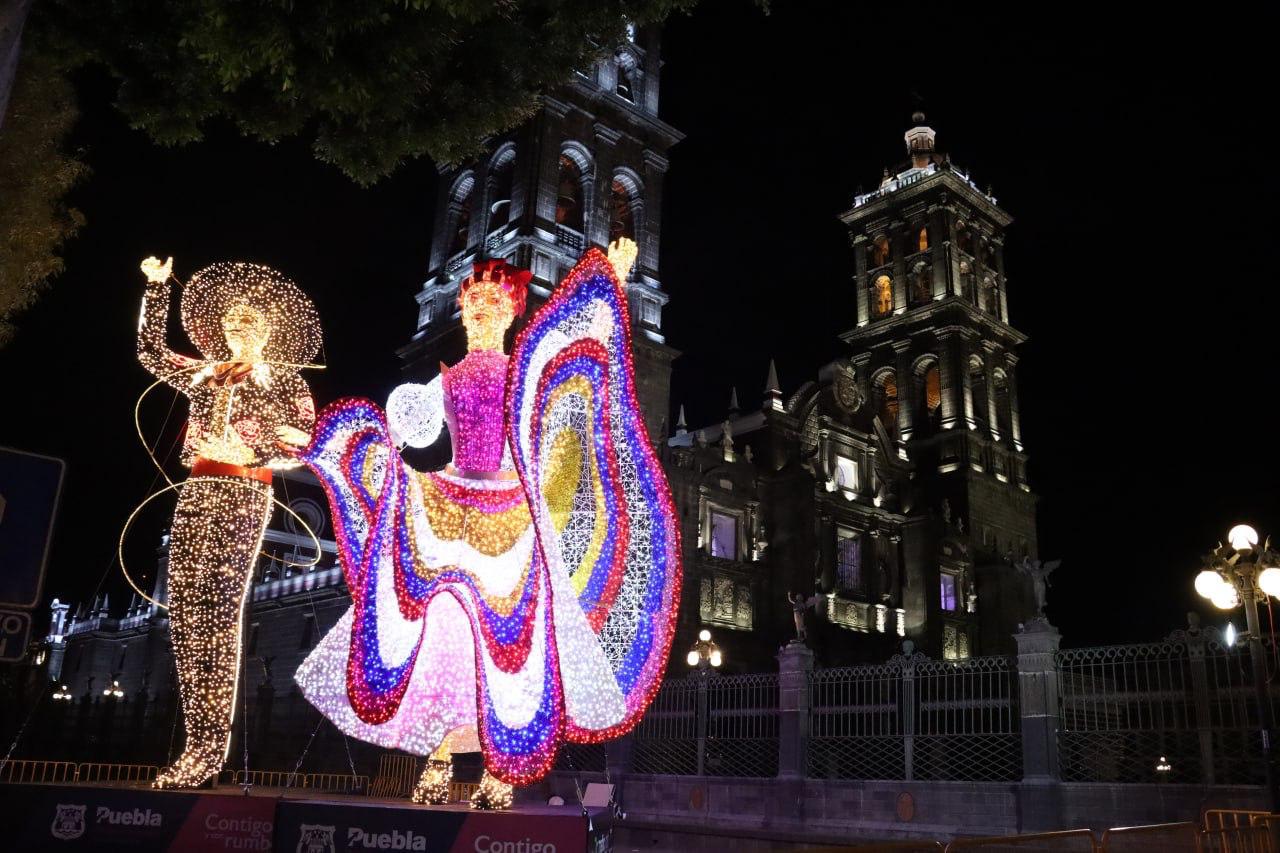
xmin=1014 ymin=620 xmax=1062 ymax=782
xmin=1185 ymin=616 xmax=1217 ymax=785
xmin=852 ymin=235 xmax=869 ymax=326
xmin=929 ymin=205 xmax=949 ymax=300
xmin=1004 ymin=354 xmax=1025 ymax=451
xmin=992 ymin=237 xmax=1010 ymax=321
xmin=893 ymin=341 xmax=915 ymax=448
xmin=890 ymin=221 xmax=907 ymax=312
xmin=589 ymin=124 xmax=621 ymax=249
xmin=640 ymin=150 xmax=669 ymax=279
xmin=936 ymin=326 xmax=964 ymax=431
xmin=776 ymin=641 xmax=814 ymax=779
xmin=983 ymin=342 xmax=1001 ymax=442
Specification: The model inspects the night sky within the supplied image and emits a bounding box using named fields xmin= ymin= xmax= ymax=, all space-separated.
xmin=2 ymin=4 xmax=1274 ymax=648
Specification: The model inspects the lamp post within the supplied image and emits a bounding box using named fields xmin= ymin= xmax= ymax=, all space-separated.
xmin=1194 ymin=523 xmax=1280 ymax=807
xmin=685 ymin=629 xmax=723 ymax=673
xmin=687 ymin=629 xmax=722 ymax=775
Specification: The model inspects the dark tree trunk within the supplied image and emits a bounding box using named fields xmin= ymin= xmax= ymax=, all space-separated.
xmin=0 ymin=0 xmax=34 ymax=130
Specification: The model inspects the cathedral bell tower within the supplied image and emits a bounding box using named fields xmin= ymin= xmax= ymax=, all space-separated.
xmin=839 ymin=114 xmax=1038 ymax=654
xmin=398 ymin=25 xmax=683 ymax=441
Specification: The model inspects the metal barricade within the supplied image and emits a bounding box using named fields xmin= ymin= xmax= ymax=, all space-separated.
xmin=303 ymin=772 xmax=367 ymax=794
xmin=0 ymin=759 xmax=78 ymax=784
xmin=1099 ymin=822 xmax=1198 ymax=853
xmin=1206 ymin=811 xmax=1271 ymax=831
xmin=450 ymin=781 xmax=480 ymax=802
xmin=944 ymin=829 xmax=1097 ymax=853
xmin=77 ymin=763 xmax=159 ymax=784
xmin=1201 ymin=825 xmax=1274 ymax=853
xmin=370 ymin=754 xmax=420 ymax=799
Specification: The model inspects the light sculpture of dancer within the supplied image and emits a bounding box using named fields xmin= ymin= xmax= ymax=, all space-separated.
xmin=135 ymin=256 xmax=320 ymax=788
xmin=294 ymin=240 xmax=681 ymax=803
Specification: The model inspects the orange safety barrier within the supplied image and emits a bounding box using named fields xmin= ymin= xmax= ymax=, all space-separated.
xmin=76 ymin=763 xmax=159 ymax=784
xmin=1201 ymin=825 xmax=1275 ymax=853
xmin=944 ymin=829 xmax=1097 ymax=853
xmin=1099 ymin=822 xmax=1198 ymax=853
xmin=0 ymin=759 xmax=78 ymax=784
xmin=1207 ymin=811 xmax=1272 ymax=831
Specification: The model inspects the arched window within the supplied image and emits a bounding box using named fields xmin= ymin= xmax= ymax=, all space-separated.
xmin=873 ymin=275 xmax=893 ymax=318
xmin=958 ymin=259 xmax=976 ymax=304
xmin=993 ymin=369 xmax=1013 ymax=440
xmin=911 ymin=261 xmax=931 ymax=306
xmin=447 ymin=174 xmax=475 ymax=257
xmin=917 ymin=226 xmax=930 ymax=252
xmin=871 ymin=235 xmax=891 ymax=268
xmin=874 ymin=370 xmax=899 ymax=431
xmin=956 ymin=225 xmax=973 ymax=256
xmin=556 ymin=154 xmax=584 ymax=232
xmin=609 ymin=176 xmax=638 ymax=244
xmin=615 ymin=53 xmax=638 ymax=102
xmin=487 ymin=148 xmax=516 ymax=232
xmin=968 ymin=355 xmax=988 ymax=430
xmin=836 ymin=530 xmax=863 ymax=594
xmin=982 ymin=276 xmax=999 ymax=318
xmin=914 ymin=357 xmax=941 ymax=433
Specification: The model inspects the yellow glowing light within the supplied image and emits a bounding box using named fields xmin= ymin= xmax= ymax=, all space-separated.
xmin=686 ymin=650 xmax=699 ymax=666
xmin=698 ymin=629 xmax=711 ymax=642
xmin=411 ymin=756 xmax=454 ymax=805
xmin=134 ymin=257 xmax=322 ymax=789
xmin=1210 ymin=584 xmax=1240 ymax=610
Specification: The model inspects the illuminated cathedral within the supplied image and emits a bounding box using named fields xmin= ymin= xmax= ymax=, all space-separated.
xmin=30 ymin=27 xmax=1040 ymax=770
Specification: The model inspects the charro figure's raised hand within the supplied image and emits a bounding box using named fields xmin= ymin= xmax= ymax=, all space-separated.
xmin=140 ymin=255 xmax=174 ymax=285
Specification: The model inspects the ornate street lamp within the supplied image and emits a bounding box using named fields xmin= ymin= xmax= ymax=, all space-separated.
xmin=101 ymin=678 xmax=125 ymax=699
xmin=686 ymin=629 xmax=722 ymax=672
xmin=51 ymin=684 xmax=72 ymax=701
xmin=1194 ymin=523 xmax=1280 ymax=806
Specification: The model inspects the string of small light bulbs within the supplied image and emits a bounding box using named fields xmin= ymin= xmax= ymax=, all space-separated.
xmin=131 ymin=256 xmax=325 ymax=789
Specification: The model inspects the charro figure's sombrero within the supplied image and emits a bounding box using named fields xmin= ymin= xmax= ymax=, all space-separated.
xmin=180 ymin=262 xmax=322 ymax=364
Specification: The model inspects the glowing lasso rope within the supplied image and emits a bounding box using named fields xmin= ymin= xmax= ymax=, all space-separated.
xmin=119 ymin=272 xmax=330 ymax=608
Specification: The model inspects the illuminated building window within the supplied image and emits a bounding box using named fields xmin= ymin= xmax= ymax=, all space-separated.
xmin=917 ymin=226 xmax=929 ymax=252
xmin=487 ymin=148 xmax=516 ymax=232
xmin=917 ymin=362 xmax=941 ymax=424
xmin=610 ymin=176 xmax=639 ymax=246
xmin=835 ymin=455 xmax=859 ymax=492
xmin=556 ymin=155 xmax=584 ymax=232
xmin=871 ymin=235 xmax=891 ymax=268
xmin=873 ymin=275 xmax=893 ymax=317
xmin=836 ymin=529 xmax=862 ymax=594
xmin=940 ymin=572 xmax=959 ymax=611
xmin=943 ymin=623 xmax=971 ymax=660
xmin=710 ymin=510 xmax=738 ymax=559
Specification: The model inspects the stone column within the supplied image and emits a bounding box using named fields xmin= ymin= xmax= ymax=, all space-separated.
xmin=928 ymin=205 xmax=949 ymax=300
xmin=1014 ymin=620 xmax=1062 ymax=782
xmin=589 ymin=124 xmax=621 ymax=249
xmin=890 ymin=222 xmax=907 ymax=312
xmin=640 ymin=150 xmax=669 ymax=279
xmin=893 ymin=341 xmax=915 ymax=448
xmin=776 ymin=641 xmax=813 ymax=779
xmin=852 ymin=235 xmax=869 ymax=326
xmin=1004 ymin=354 xmax=1025 ymax=451
xmin=992 ymin=236 xmax=1010 ymax=321
xmin=983 ymin=342 xmax=1001 ymax=442
xmin=936 ymin=326 xmax=964 ymax=431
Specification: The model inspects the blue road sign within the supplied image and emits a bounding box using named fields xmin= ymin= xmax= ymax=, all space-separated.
xmin=0 ymin=446 xmax=66 ymax=608
xmin=0 ymin=608 xmax=32 ymax=662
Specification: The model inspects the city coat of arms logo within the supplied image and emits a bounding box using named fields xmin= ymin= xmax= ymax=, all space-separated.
xmin=51 ymin=804 xmax=86 ymax=840
xmin=296 ymin=823 xmax=336 ymax=853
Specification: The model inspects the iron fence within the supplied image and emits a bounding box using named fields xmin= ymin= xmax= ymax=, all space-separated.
xmin=705 ymin=672 xmax=778 ymax=778
xmin=633 ymin=676 xmax=699 ymax=775
xmin=1057 ymin=628 xmax=1265 ymax=785
xmin=808 ymin=653 xmax=1018 ymax=781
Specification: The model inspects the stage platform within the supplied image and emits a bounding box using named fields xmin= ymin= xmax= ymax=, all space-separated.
xmin=5 ymin=780 xmax=612 ymax=852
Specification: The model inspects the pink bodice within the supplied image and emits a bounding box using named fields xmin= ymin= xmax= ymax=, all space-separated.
xmin=442 ymin=350 xmax=508 ymax=472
